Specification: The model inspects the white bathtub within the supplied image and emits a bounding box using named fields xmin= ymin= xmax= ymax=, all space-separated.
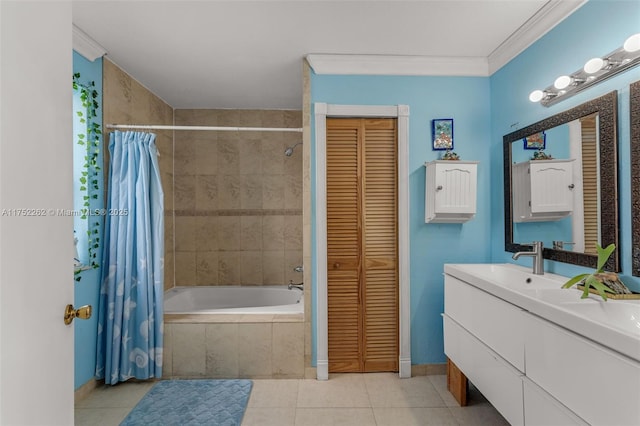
xmin=164 ymin=285 xmax=303 ymax=314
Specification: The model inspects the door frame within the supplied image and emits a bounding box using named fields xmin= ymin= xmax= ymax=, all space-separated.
xmin=315 ymin=103 xmax=410 ymax=380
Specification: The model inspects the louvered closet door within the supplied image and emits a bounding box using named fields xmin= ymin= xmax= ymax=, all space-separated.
xmin=326 ymin=118 xmax=398 ymax=373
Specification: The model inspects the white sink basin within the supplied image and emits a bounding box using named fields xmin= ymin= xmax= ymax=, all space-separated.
xmin=559 ymin=301 xmax=640 ymax=337
xmin=444 ymin=263 xmax=640 ymax=362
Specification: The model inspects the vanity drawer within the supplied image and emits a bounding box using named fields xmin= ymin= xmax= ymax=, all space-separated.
xmin=523 ymin=377 xmax=587 ymax=426
xmin=444 ymin=275 xmax=525 ymax=371
xmin=524 ymin=313 xmax=640 ymax=426
xmin=444 ymin=315 xmax=524 ymax=426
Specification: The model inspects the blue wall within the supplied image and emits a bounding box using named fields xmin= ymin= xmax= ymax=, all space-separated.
xmin=489 ymin=0 xmax=640 ymax=291
xmin=310 ymin=75 xmax=492 ymax=364
xmin=311 ymin=0 xmax=640 ymax=367
xmin=73 ymin=51 xmax=103 ymax=389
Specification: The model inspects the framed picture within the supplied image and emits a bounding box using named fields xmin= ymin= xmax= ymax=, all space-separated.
xmin=432 ymin=118 xmax=454 ymax=150
xmin=523 ymin=131 xmax=546 ymax=150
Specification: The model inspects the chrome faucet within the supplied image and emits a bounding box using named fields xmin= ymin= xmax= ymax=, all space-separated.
xmin=288 ymin=280 xmax=304 ymax=291
xmin=512 ymin=241 xmax=544 ymax=275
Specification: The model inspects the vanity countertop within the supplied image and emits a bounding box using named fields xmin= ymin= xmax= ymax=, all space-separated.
xmin=444 ymin=263 xmax=640 ymax=363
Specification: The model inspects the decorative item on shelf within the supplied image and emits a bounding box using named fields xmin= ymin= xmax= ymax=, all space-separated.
xmin=531 ymin=149 xmax=553 ymax=160
xmin=440 ymin=149 xmax=460 ymax=160
xmin=562 ymin=244 xmax=639 ymax=300
xmin=432 ymin=118 xmax=454 ymax=150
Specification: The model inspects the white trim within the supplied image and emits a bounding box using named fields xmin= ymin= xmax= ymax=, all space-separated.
xmin=72 ymin=24 xmax=107 ymax=62
xmin=315 ymin=103 xmax=411 ymax=380
xmin=487 ymin=0 xmax=587 ymax=74
xmin=307 ymin=54 xmax=488 ymax=77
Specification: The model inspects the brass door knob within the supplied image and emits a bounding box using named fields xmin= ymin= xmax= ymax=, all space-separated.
xmin=64 ymin=304 xmax=92 ymax=325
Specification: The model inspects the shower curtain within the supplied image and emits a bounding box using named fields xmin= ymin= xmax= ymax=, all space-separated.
xmin=96 ymin=131 xmax=164 ymax=385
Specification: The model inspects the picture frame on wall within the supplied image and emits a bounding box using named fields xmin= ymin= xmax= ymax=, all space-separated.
xmin=523 ymin=131 xmax=546 ymax=150
xmin=432 ymin=118 xmax=454 ymax=150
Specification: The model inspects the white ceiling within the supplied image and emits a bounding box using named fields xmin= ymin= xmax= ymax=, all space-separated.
xmin=72 ymin=1 xmax=585 ymax=110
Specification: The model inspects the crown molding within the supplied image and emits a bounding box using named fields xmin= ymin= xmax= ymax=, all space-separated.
xmin=487 ymin=0 xmax=587 ymax=74
xmin=306 ymin=54 xmax=489 ymax=77
xmin=72 ymin=24 xmax=107 ymax=62
xmin=307 ymin=1 xmax=586 ymax=78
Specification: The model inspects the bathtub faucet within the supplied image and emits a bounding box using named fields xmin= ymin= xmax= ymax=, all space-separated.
xmin=288 ymin=280 xmax=304 ymax=291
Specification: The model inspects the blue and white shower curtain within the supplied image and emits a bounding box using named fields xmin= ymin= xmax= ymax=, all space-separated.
xmin=96 ymin=131 xmax=164 ymax=385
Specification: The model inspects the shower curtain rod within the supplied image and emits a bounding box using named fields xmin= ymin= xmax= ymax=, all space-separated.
xmin=105 ymin=124 xmax=303 ymax=133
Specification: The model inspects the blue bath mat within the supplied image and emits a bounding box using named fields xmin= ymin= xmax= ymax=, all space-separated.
xmin=120 ymin=379 xmax=253 ymax=426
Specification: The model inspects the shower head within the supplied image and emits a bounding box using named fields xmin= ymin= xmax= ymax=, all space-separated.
xmin=284 ymin=142 xmax=302 ymax=157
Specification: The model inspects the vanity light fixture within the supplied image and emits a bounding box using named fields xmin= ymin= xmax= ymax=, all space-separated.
xmin=529 ymin=33 xmax=640 ymax=107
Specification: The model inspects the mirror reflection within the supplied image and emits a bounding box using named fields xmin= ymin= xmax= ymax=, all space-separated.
xmin=503 ymin=91 xmax=619 ymax=271
xmin=512 ymin=113 xmax=599 ymax=256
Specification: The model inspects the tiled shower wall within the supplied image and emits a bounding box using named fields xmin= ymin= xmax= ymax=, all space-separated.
xmin=173 ymin=109 xmax=303 ymax=287
xmin=102 ymin=59 xmax=175 ymax=291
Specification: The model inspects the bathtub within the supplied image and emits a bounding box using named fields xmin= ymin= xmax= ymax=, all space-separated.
xmin=164 ymin=285 xmax=303 ymax=314
xmin=163 ymin=285 xmax=306 ymax=379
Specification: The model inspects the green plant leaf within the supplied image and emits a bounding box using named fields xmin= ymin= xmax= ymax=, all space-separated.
xmin=596 ymin=243 xmax=615 ymax=272
xmin=562 ymin=273 xmax=589 ymax=289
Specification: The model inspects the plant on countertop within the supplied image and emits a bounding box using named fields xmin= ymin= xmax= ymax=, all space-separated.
xmin=531 ymin=149 xmax=553 ymax=160
xmin=441 ymin=150 xmax=460 ymax=160
xmin=562 ymin=244 xmax=631 ymax=301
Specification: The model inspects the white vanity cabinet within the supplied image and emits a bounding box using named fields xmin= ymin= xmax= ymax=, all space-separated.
xmin=444 ymin=265 xmax=640 ymax=426
xmin=424 ymin=161 xmax=478 ymax=223
xmin=512 ymin=159 xmax=574 ymax=222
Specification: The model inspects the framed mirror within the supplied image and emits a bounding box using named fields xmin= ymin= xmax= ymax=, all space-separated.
xmin=631 ymin=81 xmax=640 ymax=276
xmin=504 ymin=91 xmax=620 ymax=271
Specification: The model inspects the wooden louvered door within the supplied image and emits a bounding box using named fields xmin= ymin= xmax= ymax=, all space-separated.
xmin=580 ymin=114 xmax=598 ymax=255
xmin=326 ymin=118 xmax=398 ymax=373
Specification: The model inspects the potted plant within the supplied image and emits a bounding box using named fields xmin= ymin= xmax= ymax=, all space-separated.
xmin=562 ymin=244 xmax=632 ymax=301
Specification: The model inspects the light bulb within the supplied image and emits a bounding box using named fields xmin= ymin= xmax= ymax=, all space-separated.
xmin=529 ymin=90 xmax=544 ymax=103
xmin=584 ymin=57 xmax=605 ymax=74
xmin=623 ymin=33 xmax=640 ymax=53
xmin=554 ymin=75 xmax=572 ymax=90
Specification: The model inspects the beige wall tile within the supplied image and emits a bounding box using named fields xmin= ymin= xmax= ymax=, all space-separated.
xmin=218 ymin=216 xmax=240 ymax=250
xmin=174 ymin=139 xmax=196 ymax=176
xmin=174 ymin=175 xmax=196 ymax=211
xmin=241 ymin=251 xmax=263 ymax=285
xmin=272 ymin=323 xmax=304 ymax=378
xmin=238 ymin=323 xmax=272 ymax=377
xmin=175 ymin=251 xmax=196 ymax=286
xmin=263 ymin=216 xmax=285 ymax=251
xmin=174 ymin=216 xmax=196 ymax=251
xmin=240 ymin=216 xmax=262 ymax=250
xmin=263 ymin=175 xmax=285 ymax=210
xmin=195 ymin=138 xmax=218 ymax=174
xmin=195 ymin=175 xmax=218 ymax=211
xmin=284 ymin=215 xmax=302 ymax=250
xmin=163 ymin=251 xmax=175 ymax=290
xmin=171 ymin=324 xmax=206 ymax=377
xmin=218 ymin=251 xmax=241 ymax=285
xmin=239 ymin=139 xmax=263 ymax=175
xmin=284 ymin=174 xmax=302 ymax=209
xmin=196 ymin=251 xmax=219 ymax=286
xmin=195 ymin=216 xmax=218 ymax=251
xmin=263 ymin=251 xmax=285 ymax=285
xmin=205 ymin=323 xmax=239 ymax=378
xmin=162 ymin=323 xmax=173 ymax=377
xmin=284 ymin=250 xmax=303 ymax=284
xmin=217 ymin=137 xmax=240 ymax=175
xmin=175 ymin=109 xmax=219 ymax=126
xmin=217 ymin=175 xmax=241 ymax=209
xmin=241 ymin=175 xmax=263 ymax=209
xmin=262 ymin=138 xmax=285 ymax=175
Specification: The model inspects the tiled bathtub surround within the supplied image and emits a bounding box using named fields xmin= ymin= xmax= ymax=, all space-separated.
xmin=163 ymin=314 xmax=305 ymax=379
xmin=173 ymin=109 xmax=303 ymax=287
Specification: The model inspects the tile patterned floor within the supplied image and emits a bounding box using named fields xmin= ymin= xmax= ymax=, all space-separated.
xmin=75 ymin=374 xmax=510 ymax=426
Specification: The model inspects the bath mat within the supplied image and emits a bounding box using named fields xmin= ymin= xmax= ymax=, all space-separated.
xmin=120 ymin=379 xmax=253 ymax=426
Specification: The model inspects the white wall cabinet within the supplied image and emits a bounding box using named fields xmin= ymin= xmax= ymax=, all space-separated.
xmin=512 ymin=159 xmax=574 ymax=222
xmin=424 ymin=160 xmax=478 ymax=223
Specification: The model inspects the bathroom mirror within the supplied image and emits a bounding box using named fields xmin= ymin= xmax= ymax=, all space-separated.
xmin=504 ymin=91 xmax=620 ymax=271
xmin=631 ymin=80 xmax=640 ymax=276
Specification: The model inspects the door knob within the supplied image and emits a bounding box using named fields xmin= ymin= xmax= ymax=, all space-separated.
xmin=64 ymin=304 xmax=92 ymax=325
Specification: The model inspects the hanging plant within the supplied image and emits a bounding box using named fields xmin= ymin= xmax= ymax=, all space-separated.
xmin=73 ymin=72 xmax=102 ymax=281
